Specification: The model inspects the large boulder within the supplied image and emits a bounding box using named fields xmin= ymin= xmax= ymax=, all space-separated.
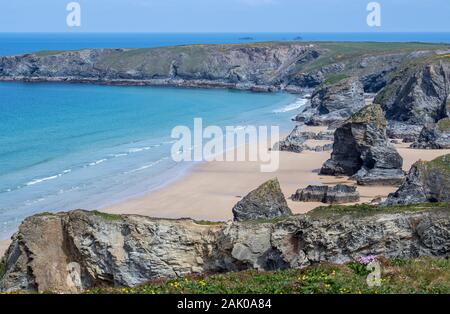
xmin=384 ymin=154 xmax=450 ymax=205
xmin=376 ymin=60 xmax=450 ymax=125
xmin=411 ymin=118 xmax=450 ymax=149
xmin=232 ymin=178 xmax=292 ymax=221
xmin=295 ymin=78 xmax=365 ymax=126
xmin=1 ymin=206 xmax=449 ymax=293
xmin=291 ymin=184 xmax=360 ymax=204
xmin=320 ymin=104 xmax=404 ymax=185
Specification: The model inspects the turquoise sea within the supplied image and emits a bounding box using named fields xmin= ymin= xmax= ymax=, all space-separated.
xmin=1 ymin=32 xmax=450 ymax=239
xmin=0 ymin=82 xmax=299 ymax=239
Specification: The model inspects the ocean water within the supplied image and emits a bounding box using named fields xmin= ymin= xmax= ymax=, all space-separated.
xmin=1 ymin=32 xmax=449 ymax=239
xmin=1 ymin=32 xmax=450 ymax=56
xmin=0 ymin=81 xmax=298 ymax=239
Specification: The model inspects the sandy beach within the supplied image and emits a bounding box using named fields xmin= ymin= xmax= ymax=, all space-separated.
xmin=0 ymin=240 xmax=10 ymax=257
xmin=1 ymin=133 xmax=448 ymax=259
xmin=106 ymin=127 xmax=450 ymax=222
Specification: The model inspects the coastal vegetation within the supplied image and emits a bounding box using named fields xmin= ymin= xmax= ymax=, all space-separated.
xmin=85 ymin=257 xmax=450 ymax=294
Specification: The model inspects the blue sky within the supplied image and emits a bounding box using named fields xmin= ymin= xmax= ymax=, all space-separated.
xmin=1 ymin=0 xmax=449 ymax=33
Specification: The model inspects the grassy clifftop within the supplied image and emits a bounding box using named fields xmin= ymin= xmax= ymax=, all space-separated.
xmin=85 ymin=257 xmax=450 ymax=294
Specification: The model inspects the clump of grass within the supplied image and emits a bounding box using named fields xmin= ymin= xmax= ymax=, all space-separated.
xmin=307 ymin=202 xmax=449 ymax=218
xmin=0 ymin=260 xmax=5 ymax=280
xmin=193 ymin=220 xmax=224 ymax=226
xmin=84 ymin=257 xmax=450 ymax=294
xmin=90 ymin=210 xmax=122 ymax=221
xmin=437 ymin=118 xmax=450 ymax=132
xmin=34 ymin=212 xmax=54 ymax=217
xmin=323 ymin=74 xmax=349 ymax=86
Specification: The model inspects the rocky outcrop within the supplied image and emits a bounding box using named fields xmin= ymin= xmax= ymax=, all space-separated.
xmin=272 ymin=126 xmax=334 ymax=153
xmin=272 ymin=127 xmax=315 ymax=153
xmin=232 ymin=178 xmax=292 ymax=221
xmin=0 ymin=44 xmax=322 ymax=92
xmin=411 ymin=118 xmax=450 ymax=149
xmin=1 ymin=206 xmax=449 ymax=293
xmin=376 ymin=60 xmax=450 ymax=125
xmin=384 ymin=154 xmax=450 ymax=205
xmin=291 ymin=184 xmax=360 ymax=204
xmin=386 ymin=121 xmax=423 ymax=141
xmin=294 ymin=78 xmax=365 ymax=126
xmin=320 ymin=104 xmax=404 ymax=185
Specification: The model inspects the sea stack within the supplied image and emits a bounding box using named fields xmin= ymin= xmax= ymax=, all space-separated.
xmin=320 ymin=104 xmax=404 ymax=185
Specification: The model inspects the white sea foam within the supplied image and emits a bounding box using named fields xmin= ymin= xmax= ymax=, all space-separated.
xmin=127 ymin=157 xmax=169 ymax=174
xmin=128 ymin=146 xmax=156 ymax=153
xmin=88 ymin=159 xmax=107 ymax=166
xmin=26 ymin=175 xmax=60 ymax=186
xmin=25 ymin=168 xmax=73 ymax=186
xmin=273 ymin=98 xmax=308 ymax=113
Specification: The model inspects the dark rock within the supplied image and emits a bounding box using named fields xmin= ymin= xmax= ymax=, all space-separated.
xmin=232 ymin=178 xmax=292 ymax=221
xmin=376 ymin=60 xmax=450 ymax=125
xmin=291 ymin=184 xmax=360 ymax=204
xmin=384 ymin=154 xmax=450 ymax=205
xmin=411 ymin=118 xmax=450 ymax=149
xmin=273 ymin=126 xmax=335 ymax=153
xmin=295 ymin=78 xmax=365 ymax=126
xmin=272 ymin=126 xmax=313 ymax=153
xmin=320 ymin=104 xmax=404 ymax=185
xmin=272 ymin=126 xmax=317 ymax=153
xmin=386 ymin=121 xmax=422 ymax=141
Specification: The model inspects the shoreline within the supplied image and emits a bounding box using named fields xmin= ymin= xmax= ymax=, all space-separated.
xmin=1 ymin=131 xmax=449 ymax=257
xmin=104 ymin=128 xmax=450 ymax=222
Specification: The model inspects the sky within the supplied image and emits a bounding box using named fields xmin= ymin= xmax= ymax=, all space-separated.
xmin=0 ymin=0 xmax=449 ymax=33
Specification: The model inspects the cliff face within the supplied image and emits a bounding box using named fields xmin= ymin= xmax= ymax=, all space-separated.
xmin=0 ymin=44 xmax=321 ymax=90
xmin=1 ymin=207 xmax=449 ymax=293
xmin=1 ymin=42 xmax=448 ymax=93
xmin=376 ymin=60 xmax=450 ymax=125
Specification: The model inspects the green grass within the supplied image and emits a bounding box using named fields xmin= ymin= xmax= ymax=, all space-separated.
xmin=85 ymin=257 xmax=450 ymax=294
xmin=323 ymin=74 xmax=349 ymax=86
xmin=437 ymin=118 xmax=450 ymax=132
xmin=91 ymin=210 xmax=122 ymax=221
xmin=0 ymin=260 xmax=5 ymax=280
xmin=193 ymin=220 xmax=225 ymax=226
xmin=306 ymin=202 xmax=450 ymax=219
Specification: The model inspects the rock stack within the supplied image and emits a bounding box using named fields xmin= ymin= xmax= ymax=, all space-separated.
xmin=384 ymin=154 xmax=450 ymax=205
xmin=291 ymin=184 xmax=360 ymax=204
xmin=232 ymin=178 xmax=292 ymax=221
xmin=320 ymin=104 xmax=404 ymax=185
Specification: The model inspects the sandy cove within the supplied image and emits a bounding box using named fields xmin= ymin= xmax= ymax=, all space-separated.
xmin=0 ymin=141 xmax=449 ymax=258
xmin=105 ymin=127 xmax=450 ymax=221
